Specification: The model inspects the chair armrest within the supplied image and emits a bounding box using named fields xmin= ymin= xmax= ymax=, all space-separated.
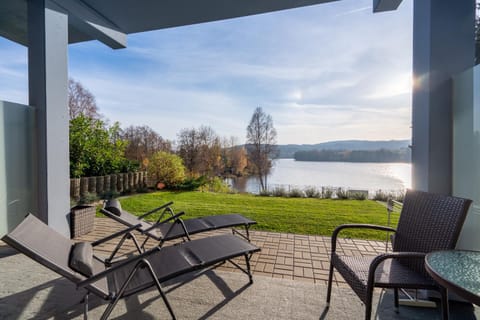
xmin=331 ymin=224 xmax=396 ymax=252
xmin=91 ymin=223 xmax=142 ymax=247
xmin=77 ymin=246 xmax=161 ymax=288
xmin=138 ymin=201 xmax=174 ymax=220
xmin=367 ymin=252 xmax=427 ymax=287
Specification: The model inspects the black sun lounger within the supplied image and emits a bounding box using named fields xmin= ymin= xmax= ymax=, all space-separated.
xmin=100 ymin=199 xmax=256 ymax=259
xmin=2 ymin=214 xmax=260 ymax=320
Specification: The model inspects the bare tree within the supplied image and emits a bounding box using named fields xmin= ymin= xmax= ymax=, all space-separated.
xmin=68 ymin=78 xmax=101 ymax=120
xmin=222 ymin=136 xmax=247 ymax=176
xmin=122 ymin=125 xmax=172 ymax=167
xmin=177 ymin=128 xmax=198 ymax=174
xmin=197 ymin=126 xmax=223 ymax=175
xmin=177 ymin=126 xmax=223 ymax=176
xmin=246 ymin=107 xmax=277 ymax=192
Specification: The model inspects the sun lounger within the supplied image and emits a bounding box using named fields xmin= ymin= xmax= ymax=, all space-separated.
xmin=2 ymin=214 xmax=260 ymax=320
xmin=100 ymin=199 xmax=256 ymax=261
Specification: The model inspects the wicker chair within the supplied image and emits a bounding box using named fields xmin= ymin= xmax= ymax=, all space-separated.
xmin=326 ymin=189 xmax=472 ymax=320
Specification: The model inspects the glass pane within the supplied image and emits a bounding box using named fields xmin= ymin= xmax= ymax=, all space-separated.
xmin=0 ymin=101 xmax=35 ymax=236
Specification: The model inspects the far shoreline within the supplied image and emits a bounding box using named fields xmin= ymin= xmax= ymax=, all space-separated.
xmin=275 ymin=158 xmax=411 ymax=164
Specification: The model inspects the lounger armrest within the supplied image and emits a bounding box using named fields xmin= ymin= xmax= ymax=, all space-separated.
xmin=138 ymin=201 xmax=174 ymax=220
xmin=142 ymin=211 xmax=186 ymax=234
xmin=77 ymin=246 xmax=161 ymax=288
xmin=331 ymin=224 xmax=396 ymax=253
xmin=91 ymin=223 xmax=142 ymax=247
xmin=160 ymin=212 xmax=191 ymax=242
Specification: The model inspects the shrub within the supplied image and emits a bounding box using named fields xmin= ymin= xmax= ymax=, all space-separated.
xmin=259 ymin=189 xmax=272 ymax=196
xmin=322 ymin=187 xmax=334 ymax=199
xmin=373 ymin=190 xmax=389 ymax=201
xmin=199 ymin=177 xmax=232 ymax=193
xmin=135 ymin=186 xmax=149 ymax=194
xmin=272 ymin=186 xmax=288 ymax=197
xmin=148 ymin=151 xmax=186 ymax=188
xmin=350 ymin=192 xmax=367 ymax=200
xmin=176 ymin=176 xmax=208 ymax=191
xmin=78 ymin=192 xmax=98 ymax=205
xmin=103 ymin=190 xmax=120 ymax=200
xmin=336 ymin=188 xmax=349 ymax=199
xmin=288 ymin=187 xmax=304 ymax=198
xmin=70 ymin=115 xmax=131 ymax=177
xmin=373 ymin=190 xmax=405 ymax=202
xmin=392 ymin=190 xmax=405 ymax=202
xmin=304 ymin=186 xmax=320 ymax=198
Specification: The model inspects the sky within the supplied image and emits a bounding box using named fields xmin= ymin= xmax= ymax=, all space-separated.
xmin=0 ymin=0 xmax=413 ymax=145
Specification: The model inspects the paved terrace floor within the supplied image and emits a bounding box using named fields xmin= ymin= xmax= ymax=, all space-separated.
xmin=77 ymin=217 xmax=390 ymax=286
xmin=1 ymin=217 xmax=479 ymax=319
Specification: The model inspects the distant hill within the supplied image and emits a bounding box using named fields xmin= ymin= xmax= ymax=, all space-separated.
xmin=276 ymin=139 xmax=410 ymax=158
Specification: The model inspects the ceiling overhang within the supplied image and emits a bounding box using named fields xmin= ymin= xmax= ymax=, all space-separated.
xmin=0 ymin=0 xmax=402 ymax=49
xmin=373 ymin=0 xmax=403 ymax=13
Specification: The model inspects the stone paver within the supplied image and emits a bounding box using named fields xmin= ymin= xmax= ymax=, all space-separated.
xmin=2 ymin=242 xmax=479 ymax=320
xmin=76 ymin=217 xmax=388 ymax=286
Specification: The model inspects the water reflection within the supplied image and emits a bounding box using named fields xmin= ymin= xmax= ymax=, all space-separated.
xmin=227 ymin=176 xmax=264 ymax=194
xmin=227 ymin=159 xmax=411 ymax=194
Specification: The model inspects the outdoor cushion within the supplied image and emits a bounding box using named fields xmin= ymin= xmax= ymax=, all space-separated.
xmin=69 ymin=242 xmax=94 ymax=277
xmin=106 ymin=199 xmax=122 ymax=216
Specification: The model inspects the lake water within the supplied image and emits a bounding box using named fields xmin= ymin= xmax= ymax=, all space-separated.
xmin=229 ymin=159 xmax=411 ymax=194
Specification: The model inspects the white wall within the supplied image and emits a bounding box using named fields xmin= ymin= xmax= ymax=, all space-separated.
xmin=0 ymin=101 xmax=36 ymax=236
xmin=453 ymin=66 xmax=480 ymax=250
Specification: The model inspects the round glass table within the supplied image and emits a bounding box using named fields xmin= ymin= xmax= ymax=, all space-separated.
xmin=425 ymin=250 xmax=480 ymax=306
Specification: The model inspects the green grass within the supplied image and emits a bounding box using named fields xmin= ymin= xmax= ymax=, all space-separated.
xmin=115 ymin=191 xmax=399 ymax=241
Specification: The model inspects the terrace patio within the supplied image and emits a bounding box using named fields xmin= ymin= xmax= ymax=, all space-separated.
xmin=1 ymin=0 xmax=479 ymax=319
xmin=0 ymin=216 xmax=478 ymax=319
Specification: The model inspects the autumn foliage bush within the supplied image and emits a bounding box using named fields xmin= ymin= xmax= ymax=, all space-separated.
xmin=147 ymin=151 xmax=186 ymax=188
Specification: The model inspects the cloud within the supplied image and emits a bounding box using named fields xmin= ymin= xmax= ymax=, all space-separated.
xmin=0 ymin=0 xmax=413 ymax=144
xmin=0 ymin=40 xmax=28 ymax=104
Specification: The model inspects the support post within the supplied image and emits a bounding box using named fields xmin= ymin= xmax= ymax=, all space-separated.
xmin=28 ymin=0 xmax=70 ymax=235
xmin=411 ymin=0 xmax=475 ymax=194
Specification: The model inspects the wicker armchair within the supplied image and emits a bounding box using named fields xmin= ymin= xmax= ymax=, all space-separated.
xmin=326 ymin=190 xmax=472 ymax=320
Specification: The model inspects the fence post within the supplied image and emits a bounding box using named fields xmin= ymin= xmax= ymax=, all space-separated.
xmin=88 ymin=177 xmax=96 ymax=194
xmin=96 ymin=176 xmax=104 ymax=196
xmin=110 ymin=174 xmax=117 ymax=193
xmin=104 ymin=175 xmax=111 ymax=193
xmin=128 ymin=172 xmax=134 ymax=191
xmin=117 ymin=174 xmax=123 ymax=193
xmin=140 ymin=171 xmax=146 ymax=188
xmin=133 ymin=172 xmax=139 ymax=189
xmin=80 ymin=177 xmax=89 ymax=197
xmin=71 ymin=178 xmax=80 ymax=199
xmin=123 ymin=173 xmax=129 ymax=192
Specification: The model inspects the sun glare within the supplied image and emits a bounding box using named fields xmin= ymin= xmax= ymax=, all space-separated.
xmin=289 ymin=89 xmax=303 ymax=101
xmin=366 ymin=73 xmax=412 ymax=100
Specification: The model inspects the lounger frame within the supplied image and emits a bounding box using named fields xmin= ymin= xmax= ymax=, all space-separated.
xmin=3 ymin=214 xmax=259 ymax=320
xmin=100 ymin=200 xmax=255 ymax=264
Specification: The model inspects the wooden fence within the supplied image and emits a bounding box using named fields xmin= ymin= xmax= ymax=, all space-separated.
xmin=70 ymin=171 xmax=148 ymax=199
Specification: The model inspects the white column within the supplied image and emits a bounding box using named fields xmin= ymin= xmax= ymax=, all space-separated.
xmin=28 ymin=0 xmax=70 ymax=235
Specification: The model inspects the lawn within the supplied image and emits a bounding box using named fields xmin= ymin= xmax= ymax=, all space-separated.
xmin=115 ymin=191 xmax=399 ymax=241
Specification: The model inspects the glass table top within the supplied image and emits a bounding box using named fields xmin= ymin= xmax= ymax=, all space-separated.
xmin=426 ymin=250 xmax=480 ymax=305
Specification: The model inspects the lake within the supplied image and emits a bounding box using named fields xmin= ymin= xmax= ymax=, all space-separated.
xmin=228 ymin=159 xmax=411 ymax=194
